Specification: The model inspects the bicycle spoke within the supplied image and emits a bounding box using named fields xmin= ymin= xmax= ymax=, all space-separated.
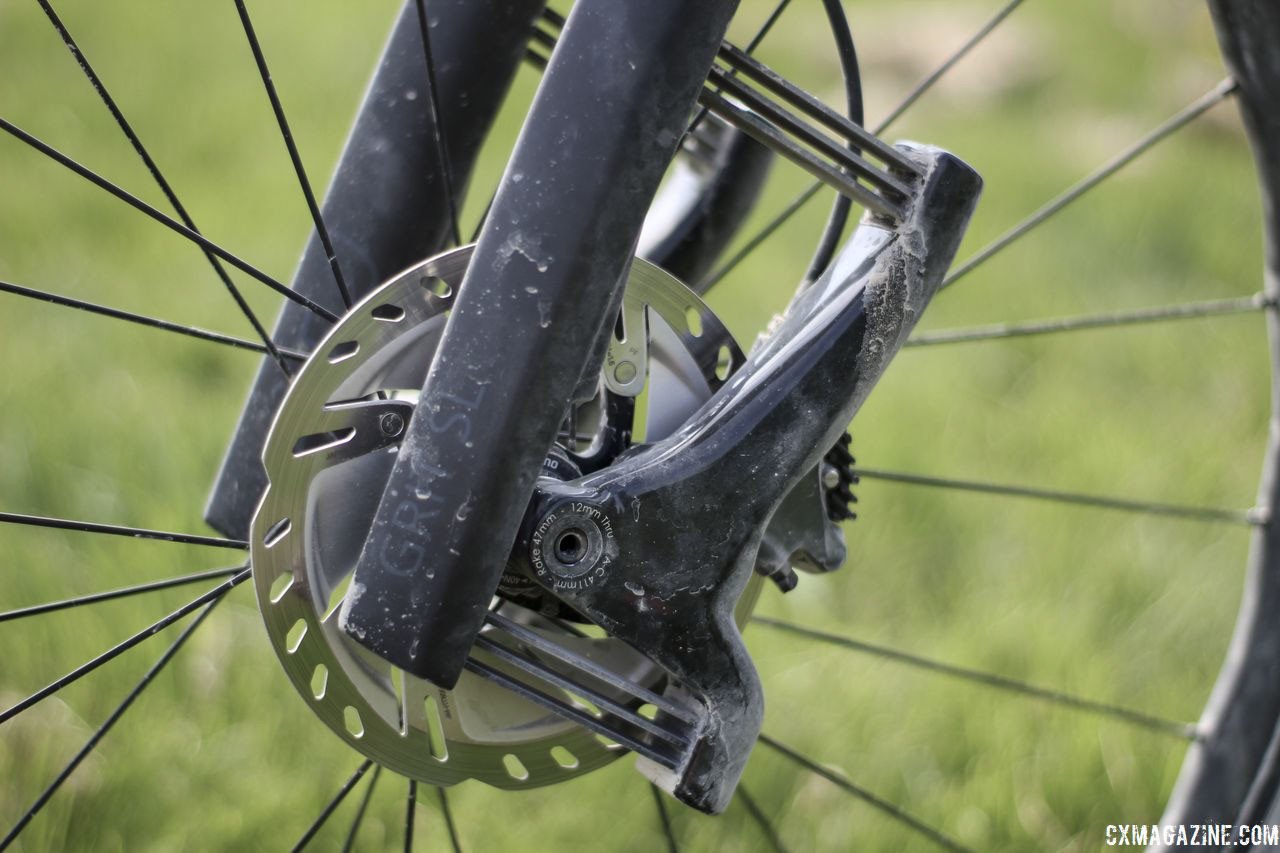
xmin=874 ymin=0 xmax=1028 ymax=134
xmin=0 ymin=279 xmax=307 ymax=361
xmin=853 ymin=467 xmax=1262 ymax=525
xmin=650 ymin=784 xmax=679 ymax=853
xmin=290 ymin=759 xmax=375 ymax=853
xmin=686 ymin=0 xmax=794 ymax=136
xmin=35 ymin=0 xmax=292 ymax=377
xmin=737 ymin=785 xmax=788 ymax=853
xmin=741 ymin=0 xmax=793 ymax=55
xmin=436 ymin=787 xmax=461 ymax=853
xmin=697 ymin=182 xmax=825 ymax=291
xmin=696 ymin=0 xmax=1033 ymax=292
xmin=943 ymin=78 xmax=1238 ymax=290
xmin=0 ymin=594 xmax=224 ymax=849
xmin=339 ymin=765 xmax=382 ymax=853
xmin=741 ymin=73 xmax=1234 ymax=297
xmin=517 ymin=2 xmax=794 ymax=246
xmin=533 ymin=3 xmax=805 ymax=291
xmin=0 ymin=116 xmax=339 ymax=323
xmin=0 ymin=566 xmax=244 ymax=624
xmin=404 ymin=779 xmax=417 ymax=853
xmin=0 ymin=511 xmax=249 ymax=549
xmin=906 ymin=293 xmax=1270 ymax=347
xmin=752 ymin=617 xmax=1197 ymax=738
xmin=758 ymin=734 xmax=970 ymax=852
xmin=234 ymin=0 xmax=353 ymax=310
xmin=467 ymin=191 xmax=496 ymax=244
xmin=0 ymin=569 xmax=249 ymax=726
xmin=413 ymin=0 xmax=461 ymax=248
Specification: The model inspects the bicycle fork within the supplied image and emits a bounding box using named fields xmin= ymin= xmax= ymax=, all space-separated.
xmin=233 ymin=0 xmax=983 ymax=812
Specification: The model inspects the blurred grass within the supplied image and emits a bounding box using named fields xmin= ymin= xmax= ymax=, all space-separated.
xmin=0 ymin=0 xmax=1269 ymax=850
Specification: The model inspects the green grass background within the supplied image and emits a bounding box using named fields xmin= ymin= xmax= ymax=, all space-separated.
xmin=0 ymin=0 xmax=1269 ymax=849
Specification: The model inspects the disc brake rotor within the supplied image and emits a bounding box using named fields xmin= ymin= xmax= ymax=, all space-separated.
xmin=251 ymin=245 xmax=761 ymax=789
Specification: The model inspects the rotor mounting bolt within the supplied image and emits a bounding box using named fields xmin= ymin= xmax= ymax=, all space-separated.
xmin=613 ymin=361 xmax=638 ymax=385
xmin=821 ymin=464 xmax=841 ymax=490
xmin=379 ymin=411 xmax=405 ymax=437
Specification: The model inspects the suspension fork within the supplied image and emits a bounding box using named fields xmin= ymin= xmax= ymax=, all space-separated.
xmin=515 ymin=146 xmax=983 ymax=811
xmin=340 ymin=0 xmax=743 ymax=685
xmin=209 ymin=0 xmax=770 ymax=541
xmin=234 ymin=0 xmax=984 ymax=813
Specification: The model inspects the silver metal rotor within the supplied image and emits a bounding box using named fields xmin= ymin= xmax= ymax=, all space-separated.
xmin=250 ymin=244 xmax=760 ymax=789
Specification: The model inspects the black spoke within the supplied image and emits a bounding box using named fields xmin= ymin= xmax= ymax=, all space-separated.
xmin=906 ymin=293 xmax=1270 ymax=348
xmin=737 ymin=785 xmax=788 ymax=853
xmin=0 ymin=569 xmax=249 ymax=726
xmin=413 ymin=0 xmax=462 ymax=248
xmin=0 ymin=279 xmax=307 ymax=361
xmin=697 ymin=182 xmax=825 ymax=291
xmin=943 ymin=78 xmax=1238 ymax=290
xmin=758 ymin=734 xmax=970 ymax=852
xmin=0 ymin=595 xmax=224 ymax=849
xmin=752 ymin=617 xmax=1197 ymax=738
xmin=0 ymin=566 xmax=244 ymax=624
xmin=854 ymin=466 xmax=1262 ymax=526
xmin=340 ymin=765 xmax=382 ymax=853
xmin=436 ymin=787 xmax=461 ymax=853
xmin=695 ymin=0 xmax=1029 ymax=292
xmin=741 ymin=1 xmax=794 ymax=56
xmin=234 ymin=0 xmax=353 ymax=310
xmin=0 ymin=116 xmax=339 ymax=323
xmin=874 ymin=0 xmax=1028 ymax=134
xmin=404 ymin=779 xmax=417 ymax=853
xmin=467 ymin=191 xmax=496 ymax=244
xmin=0 ymin=511 xmax=249 ymax=549
xmin=686 ymin=0 xmax=794 ymax=137
xmin=290 ymin=759 xmax=375 ymax=853
xmin=650 ymin=784 xmax=679 ymax=853
xmin=35 ymin=0 xmax=292 ymax=377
